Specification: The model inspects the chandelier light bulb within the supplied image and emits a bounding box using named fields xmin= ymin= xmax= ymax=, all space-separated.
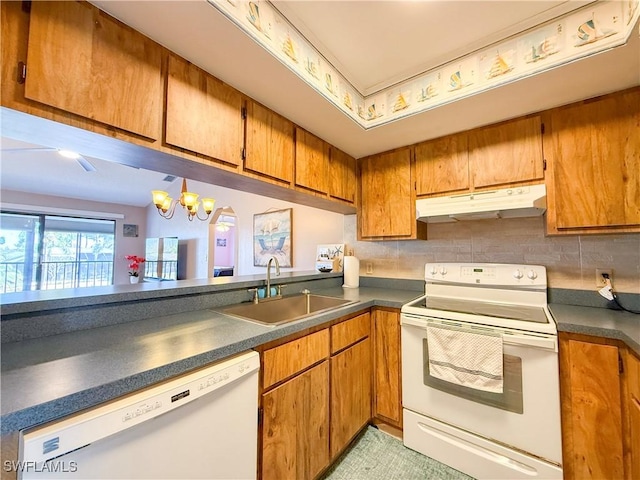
xmin=150 ymin=179 xmax=214 ymax=221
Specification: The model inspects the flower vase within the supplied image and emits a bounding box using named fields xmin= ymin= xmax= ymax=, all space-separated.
xmin=130 ymin=276 xmax=139 ymax=284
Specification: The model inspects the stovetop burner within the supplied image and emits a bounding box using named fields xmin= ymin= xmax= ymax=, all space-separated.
xmin=401 ymin=263 xmax=558 ymax=335
xmin=422 ymin=296 xmax=549 ymax=324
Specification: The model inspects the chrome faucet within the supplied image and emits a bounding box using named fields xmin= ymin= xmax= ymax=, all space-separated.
xmin=266 ymin=256 xmax=280 ymax=298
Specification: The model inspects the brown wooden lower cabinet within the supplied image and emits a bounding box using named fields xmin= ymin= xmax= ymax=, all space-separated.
xmin=260 ymin=312 xmax=376 ymax=480
xmin=262 ymin=360 xmax=330 ymax=480
xmin=372 ymin=308 xmax=402 ymax=428
xmin=626 ymin=350 xmax=640 ymax=480
xmin=559 ymin=332 xmax=634 ymax=480
xmin=330 ymin=337 xmax=372 ymax=458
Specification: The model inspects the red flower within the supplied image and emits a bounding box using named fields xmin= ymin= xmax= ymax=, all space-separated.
xmin=125 ymin=255 xmax=146 ymax=276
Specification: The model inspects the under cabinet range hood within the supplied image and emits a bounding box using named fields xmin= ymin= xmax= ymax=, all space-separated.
xmin=416 ymin=184 xmax=547 ymax=223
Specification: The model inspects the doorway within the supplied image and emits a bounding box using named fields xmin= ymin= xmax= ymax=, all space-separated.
xmin=208 ymin=207 xmax=237 ymax=277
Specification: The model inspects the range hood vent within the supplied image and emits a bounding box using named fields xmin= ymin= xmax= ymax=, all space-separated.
xmin=416 ymin=184 xmax=547 ymax=223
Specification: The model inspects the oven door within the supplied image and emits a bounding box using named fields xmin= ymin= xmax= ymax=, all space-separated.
xmin=401 ymin=313 xmax=562 ymax=465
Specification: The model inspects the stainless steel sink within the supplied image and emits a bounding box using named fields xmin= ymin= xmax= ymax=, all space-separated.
xmin=217 ymin=294 xmax=355 ymax=326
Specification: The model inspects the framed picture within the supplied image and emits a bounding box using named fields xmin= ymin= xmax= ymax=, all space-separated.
xmin=123 ymin=224 xmax=138 ymax=237
xmin=253 ymin=208 xmax=292 ymax=267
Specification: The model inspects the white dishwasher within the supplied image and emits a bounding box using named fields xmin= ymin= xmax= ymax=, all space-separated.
xmin=19 ymin=351 xmax=260 ymax=480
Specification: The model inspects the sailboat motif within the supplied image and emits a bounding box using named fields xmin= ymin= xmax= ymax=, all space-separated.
xmin=367 ymin=104 xmax=381 ymax=120
xmin=325 ymin=73 xmax=338 ymax=96
xmin=304 ymin=58 xmax=320 ymax=80
xmin=448 ymin=70 xmax=472 ymax=91
xmin=282 ymin=34 xmax=298 ymax=63
xmin=246 ymin=2 xmax=269 ymax=38
xmin=574 ymin=13 xmax=617 ymax=47
xmin=628 ymin=0 xmax=639 ymax=25
xmin=343 ymin=92 xmax=354 ymax=111
xmin=357 ymin=104 xmax=366 ymax=120
xmin=525 ymin=36 xmax=559 ymax=63
xmin=417 ymin=84 xmax=438 ymax=102
xmin=487 ymin=52 xmax=513 ymax=79
xmin=392 ymin=93 xmax=409 ymax=112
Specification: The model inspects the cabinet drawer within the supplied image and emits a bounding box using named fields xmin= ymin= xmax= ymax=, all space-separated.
xmin=263 ymin=329 xmax=329 ymax=389
xmin=331 ymin=313 xmax=370 ymax=354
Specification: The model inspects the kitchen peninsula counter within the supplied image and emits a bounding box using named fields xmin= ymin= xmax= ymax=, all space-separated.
xmin=1 ymin=279 xmax=420 ymax=435
xmin=2 ymin=276 xmax=638 ymax=437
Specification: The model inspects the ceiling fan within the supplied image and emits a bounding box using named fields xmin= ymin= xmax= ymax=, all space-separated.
xmin=0 ymin=146 xmax=97 ymax=172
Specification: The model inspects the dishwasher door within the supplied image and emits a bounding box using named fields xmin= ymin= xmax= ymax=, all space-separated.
xmin=19 ymin=351 xmax=259 ymax=480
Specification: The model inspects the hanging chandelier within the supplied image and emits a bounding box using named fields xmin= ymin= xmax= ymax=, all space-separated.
xmin=151 ymin=178 xmax=215 ymax=222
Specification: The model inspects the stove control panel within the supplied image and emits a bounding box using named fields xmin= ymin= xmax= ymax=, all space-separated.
xmin=425 ymin=263 xmax=547 ymax=286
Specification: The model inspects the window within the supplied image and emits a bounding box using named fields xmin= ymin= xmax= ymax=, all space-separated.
xmin=0 ymin=212 xmax=115 ymax=293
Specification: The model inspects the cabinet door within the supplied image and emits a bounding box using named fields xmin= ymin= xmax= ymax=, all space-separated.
xmin=331 ymin=312 xmax=370 ymax=354
xmin=25 ymin=1 xmax=162 ymax=139
xmin=262 ymin=361 xmax=329 ymax=480
xmin=415 ymin=133 xmax=469 ymax=195
xmin=469 ymin=116 xmax=544 ymax=188
xmin=560 ymin=337 xmax=624 ymax=480
xmin=372 ymin=309 xmax=402 ymax=427
xmin=295 ymin=127 xmax=328 ymax=194
xmin=328 ymin=147 xmax=356 ymax=204
xmin=262 ymin=329 xmax=329 ymax=389
xmin=166 ymin=55 xmax=243 ymax=165
xmin=359 ymin=147 xmax=420 ymax=239
xmin=546 ymin=89 xmax=640 ymax=231
xmin=330 ymin=338 xmax=372 ymax=458
xmin=628 ymin=351 xmax=640 ymax=480
xmin=245 ymin=100 xmax=294 ymax=183
xmin=630 ymin=393 xmax=640 ymax=480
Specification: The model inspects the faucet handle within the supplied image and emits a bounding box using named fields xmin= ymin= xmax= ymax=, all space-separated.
xmin=300 ymin=288 xmax=311 ymax=295
xmin=276 ymin=284 xmax=286 ymax=296
xmin=247 ymin=288 xmax=259 ymax=304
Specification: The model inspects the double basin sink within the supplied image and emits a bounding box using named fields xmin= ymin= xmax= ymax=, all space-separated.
xmin=217 ymin=293 xmax=356 ymax=326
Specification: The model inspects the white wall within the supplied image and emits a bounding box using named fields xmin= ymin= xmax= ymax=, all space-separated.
xmin=0 ymin=190 xmax=147 ymax=284
xmin=145 ymin=180 xmax=345 ymax=278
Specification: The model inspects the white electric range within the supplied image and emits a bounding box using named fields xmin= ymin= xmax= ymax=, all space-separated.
xmin=401 ymin=263 xmax=562 ymax=480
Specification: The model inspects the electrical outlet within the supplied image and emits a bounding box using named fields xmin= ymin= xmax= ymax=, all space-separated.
xmin=366 ymin=262 xmax=373 ymax=274
xmin=595 ymin=269 xmax=613 ymax=287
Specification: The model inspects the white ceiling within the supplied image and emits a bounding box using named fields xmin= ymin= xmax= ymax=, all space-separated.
xmin=274 ymin=1 xmax=593 ymax=94
xmin=2 ymin=0 xmax=638 ymax=207
xmin=0 ymin=138 xmax=177 ymax=207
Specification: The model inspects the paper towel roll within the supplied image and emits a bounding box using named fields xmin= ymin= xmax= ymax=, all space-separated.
xmin=343 ymin=256 xmax=360 ymax=288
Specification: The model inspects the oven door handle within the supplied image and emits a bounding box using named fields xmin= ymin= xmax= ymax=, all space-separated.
xmin=401 ymin=314 xmax=558 ymax=351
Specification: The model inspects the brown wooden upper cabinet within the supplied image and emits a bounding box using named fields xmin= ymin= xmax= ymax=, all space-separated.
xmin=328 ymin=147 xmax=356 ymax=204
xmin=295 ymin=127 xmax=329 ymax=194
xmin=25 ymin=1 xmax=162 ymax=140
xmin=165 ymin=55 xmax=243 ymax=166
xmin=469 ymin=116 xmax=544 ymax=188
xmin=359 ymin=147 xmax=427 ymax=240
xmin=244 ymin=100 xmax=294 ymax=184
xmin=543 ymin=88 xmax=640 ymax=234
xmin=415 ymin=132 xmax=469 ymax=195
xmin=415 ymin=116 xmax=544 ymax=196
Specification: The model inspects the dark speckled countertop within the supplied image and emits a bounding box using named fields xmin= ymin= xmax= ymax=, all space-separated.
xmin=1 ymin=285 xmax=421 ymax=435
xmin=2 ymin=280 xmax=638 ymax=437
xmin=550 ymin=303 xmax=640 ymax=355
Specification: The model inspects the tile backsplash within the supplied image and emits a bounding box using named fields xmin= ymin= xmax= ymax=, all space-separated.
xmin=344 ymin=215 xmax=640 ymax=294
